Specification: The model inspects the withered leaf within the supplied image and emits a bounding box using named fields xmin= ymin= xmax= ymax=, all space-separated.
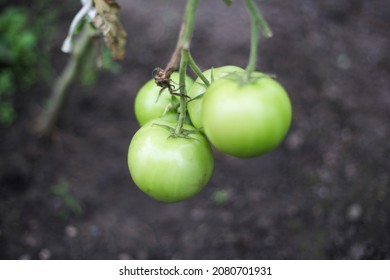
xmin=93 ymin=0 xmax=127 ymax=60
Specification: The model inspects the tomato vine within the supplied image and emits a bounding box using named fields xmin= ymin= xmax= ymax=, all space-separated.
xmin=244 ymin=0 xmax=272 ymax=79
xmin=47 ymin=0 xmax=292 ymax=202
xmin=153 ymin=0 xmax=204 ymax=137
xmin=131 ymin=0 xmax=291 ymax=201
xmin=153 ymin=0 xmax=275 ymax=136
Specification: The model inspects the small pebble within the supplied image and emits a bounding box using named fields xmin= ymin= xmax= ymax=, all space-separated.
xmin=118 ymin=253 xmax=132 ymax=260
xmin=350 ymin=244 xmax=365 ymax=259
xmin=24 ymin=235 xmax=37 ymax=247
xmin=347 ymin=204 xmax=363 ymax=221
xmin=19 ymin=254 xmax=31 ymax=260
xmin=39 ymin=248 xmax=51 ymax=260
xmin=317 ymin=186 xmax=330 ymax=199
xmin=65 ymin=225 xmax=78 ymax=238
xmin=286 ymin=131 xmax=304 ymax=150
xmin=191 ymin=208 xmax=206 ymax=221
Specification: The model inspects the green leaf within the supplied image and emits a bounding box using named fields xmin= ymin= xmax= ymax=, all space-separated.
xmin=0 ymin=102 xmax=16 ymax=126
xmin=222 ymin=0 xmax=233 ymax=6
xmin=51 ymin=180 xmax=82 ymax=216
xmin=213 ymin=189 xmax=230 ymax=205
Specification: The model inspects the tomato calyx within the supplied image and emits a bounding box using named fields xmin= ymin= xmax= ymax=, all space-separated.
xmin=187 ymin=91 xmax=204 ymax=103
xmin=188 ymin=67 xmax=246 ymax=104
xmin=152 ymin=123 xmax=200 ymax=141
xmin=221 ymin=71 xmax=276 ymax=87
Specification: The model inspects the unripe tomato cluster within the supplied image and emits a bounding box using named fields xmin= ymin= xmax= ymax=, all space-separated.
xmin=128 ymin=66 xmax=292 ymax=202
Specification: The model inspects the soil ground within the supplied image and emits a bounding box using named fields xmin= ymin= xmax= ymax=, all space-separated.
xmin=1 ymin=0 xmax=390 ymax=259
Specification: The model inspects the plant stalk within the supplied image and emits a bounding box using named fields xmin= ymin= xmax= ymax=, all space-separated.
xmin=180 ymin=0 xmax=199 ymax=50
xmin=34 ymin=25 xmax=95 ymax=137
xmin=244 ymin=0 xmax=272 ymax=79
xmin=187 ymin=51 xmax=210 ymax=87
xmin=174 ymin=0 xmax=199 ymax=134
xmin=175 ymin=50 xmax=189 ymax=135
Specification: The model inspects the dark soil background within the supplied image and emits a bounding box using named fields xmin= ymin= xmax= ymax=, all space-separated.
xmin=1 ymin=0 xmax=390 ymax=259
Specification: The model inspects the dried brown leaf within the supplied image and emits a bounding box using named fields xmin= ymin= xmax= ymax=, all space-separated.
xmin=93 ymin=0 xmax=127 ymax=60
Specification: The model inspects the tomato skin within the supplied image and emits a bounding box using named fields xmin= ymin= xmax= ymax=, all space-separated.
xmin=134 ymin=72 xmax=193 ymax=126
xmin=127 ymin=119 xmax=214 ymax=202
xmin=202 ymin=72 xmax=292 ymax=158
xmin=187 ymin=65 xmax=244 ymax=130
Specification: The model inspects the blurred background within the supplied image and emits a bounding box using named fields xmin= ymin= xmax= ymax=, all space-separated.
xmin=0 ymin=0 xmax=389 ymax=259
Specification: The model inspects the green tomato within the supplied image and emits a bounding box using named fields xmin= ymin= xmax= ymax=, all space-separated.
xmin=187 ymin=65 xmax=244 ymax=130
xmin=202 ymin=72 xmax=292 ymax=158
xmin=134 ymin=72 xmax=193 ymax=126
xmin=127 ymin=119 xmax=214 ymax=202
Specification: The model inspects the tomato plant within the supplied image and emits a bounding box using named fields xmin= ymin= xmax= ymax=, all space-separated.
xmin=134 ymin=72 xmax=193 ymax=126
xmin=187 ymin=65 xmax=244 ymax=129
xmin=127 ymin=119 xmax=214 ymax=202
xmin=202 ymin=72 xmax=292 ymax=158
xmin=126 ymin=0 xmax=290 ymax=202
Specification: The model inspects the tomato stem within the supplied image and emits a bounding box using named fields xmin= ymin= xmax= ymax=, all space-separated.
xmin=246 ymin=3 xmax=259 ymax=79
xmin=162 ymin=0 xmax=200 ymax=76
xmin=188 ymin=52 xmax=210 ymax=87
xmin=173 ymin=0 xmax=200 ymax=135
xmin=181 ymin=0 xmax=199 ymax=49
xmin=156 ymin=0 xmax=206 ymax=135
xmin=164 ymin=22 xmax=185 ymax=75
xmin=176 ymin=50 xmax=189 ymax=135
xmin=247 ymin=0 xmax=273 ymax=38
xmin=244 ymin=0 xmax=272 ymax=79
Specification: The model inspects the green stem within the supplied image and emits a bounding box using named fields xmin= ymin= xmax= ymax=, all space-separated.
xmin=187 ymin=51 xmax=210 ymax=86
xmin=175 ymin=50 xmax=189 ymax=135
xmin=248 ymin=0 xmax=272 ymax=38
xmin=174 ymin=0 xmax=199 ymax=134
xmin=244 ymin=0 xmax=272 ymax=79
xmin=34 ymin=24 xmax=95 ymax=137
xmin=246 ymin=4 xmax=259 ymax=78
xmin=180 ymin=0 xmax=199 ymax=50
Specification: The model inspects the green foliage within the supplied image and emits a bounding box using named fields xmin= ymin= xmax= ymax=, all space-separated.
xmin=0 ymin=4 xmax=55 ymax=126
xmin=213 ymin=189 xmax=230 ymax=205
xmin=78 ymin=42 xmax=121 ymax=86
xmin=51 ymin=179 xmax=82 ymax=219
xmin=222 ymin=0 xmax=233 ymax=6
xmin=0 ymin=69 xmax=16 ymax=125
xmin=101 ymin=45 xmax=121 ymax=74
xmin=0 ymin=7 xmax=39 ymax=84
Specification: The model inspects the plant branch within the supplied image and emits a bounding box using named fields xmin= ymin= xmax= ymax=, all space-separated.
xmin=175 ymin=50 xmax=189 ymax=135
xmin=164 ymin=22 xmax=186 ymax=75
xmin=153 ymin=0 xmax=200 ymax=135
xmin=245 ymin=0 xmax=259 ymax=77
xmin=244 ymin=0 xmax=272 ymax=78
xmin=247 ymin=0 xmax=272 ymax=37
xmin=187 ymin=51 xmax=210 ymax=87
xmin=180 ymin=0 xmax=199 ymax=50
xmin=174 ymin=0 xmax=200 ymax=134
xmin=34 ymin=25 xmax=96 ymax=137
